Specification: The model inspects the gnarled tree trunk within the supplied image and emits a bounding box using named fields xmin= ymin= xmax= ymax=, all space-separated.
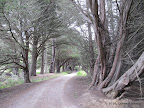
xmin=71 ymin=0 xmax=144 ymax=98
xmin=103 ymin=52 xmax=144 ymax=98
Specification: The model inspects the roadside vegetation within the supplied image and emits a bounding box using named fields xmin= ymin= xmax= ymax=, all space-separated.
xmin=32 ymin=75 xmax=60 ymax=83
xmin=77 ymin=70 xmax=87 ymax=77
xmin=0 ymin=78 xmax=24 ymax=89
xmin=0 ymin=71 xmax=69 ymax=89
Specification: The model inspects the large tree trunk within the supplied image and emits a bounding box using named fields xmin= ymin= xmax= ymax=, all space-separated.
xmin=13 ymin=46 xmax=19 ymax=76
xmin=88 ymin=22 xmax=95 ymax=77
xmin=30 ymin=54 xmax=38 ymax=76
xmin=30 ymin=35 xmax=38 ymax=76
xmin=23 ymin=31 xmax=31 ymax=83
xmin=49 ymin=39 xmax=56 ymax=73
xmin=71 ymin=0 xmax=143 ymax=98
xmin=24 ymin=66 xmax=31 ymax=83
xmin=41 ymin=48 xmax=45 ymax=74
xmin=86 ymin=1 xmax=95 ymax=77
xmin=40 ymin=32 xmax=46 ymax=74
xmin=98 ymin=0 xmax=132 ymax=89
xmin=90 ymin=56 xmax=100 ymax=87
xmin=86 ymin=0 xmax=132 ymax=88
xmin=103 ymin=52 xmax=144 ymax=98
xmin=89 ymin=0 xmax=108 ymax=83
xmin=45 ymin=48 xmax=48 ymax=73
xmin=56 ymin=59 xmax=60 ymax=73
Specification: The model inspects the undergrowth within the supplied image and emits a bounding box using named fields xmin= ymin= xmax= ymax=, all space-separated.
xmin=77 ymin=70 xmax=87 ymax=76
xmin=0 ymin=78 xmax=24 ymax=89
xmin=0 ymin=72 xmax=69 ymax=89
xmin=32 ymin=72 xmax=68 ymax=82
xmin=32 ymin=75 xmax=60 ymax=82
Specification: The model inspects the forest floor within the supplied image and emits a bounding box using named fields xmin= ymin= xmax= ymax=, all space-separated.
xmin=0 ymin=73 xmax=144 ymax=108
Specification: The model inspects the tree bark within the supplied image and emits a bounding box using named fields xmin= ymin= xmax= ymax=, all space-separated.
xmin=62 ymin=64 xmax=65 ymax=72
xmin=13 ymin=45 xmax=19 ymax=76
xmin=23 ymin=31 xmax=31 ymax=83
xmin=45 ymin=48 xmax=48 ymax=73
xmin=24 ymin=66 xmax=31 ymax=83
xmin=98 ymin=0 xmax=132 ymax=89
xmin=90 ymin=56 xmax=100 ymax=87
xmin=41 ymin=48 xmax=45 ymax=74
xmin=88 ymin=22 xmax=95 ymax=77
xmin=49 ymin=38 xmax=56 ymax=73
xmin=56 ymin=59 xmax=60 ymax=73
xmin=30 ymin=35 xmax=38 ymax=76
xmin=102 ymin=52 xmax=144 ymax=98
xmin=71 ymin=0 xmax=143 ymax=99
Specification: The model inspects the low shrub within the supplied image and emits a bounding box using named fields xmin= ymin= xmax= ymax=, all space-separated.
xmin=60 ymin=72 xmax=68 ymax=75
xmin=77 ymin=70 xmax=87 ymax=76
xmin=0 ymin=78 xmax=24 ymax=89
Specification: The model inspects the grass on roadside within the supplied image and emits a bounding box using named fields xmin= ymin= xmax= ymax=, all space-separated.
xmin=36 ymin=71 xmax=40 ymax=74
xmin=31 ymin=72 xmax=68 ymax=82
xmin=77 ymin=70 xmax=87 ymax=76
xmin=60 ymin=72 xmax=68 ymax=75
xmin=31 ymin=75 xmax=60 ymax=82
xmin=0 ymin=78 xmax=24 ymax=89
xmin=0 ymin=72 xmax=69 ymax=89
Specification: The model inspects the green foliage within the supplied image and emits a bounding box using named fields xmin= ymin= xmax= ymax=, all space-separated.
xmin=36 ymin=71 xmax=40 ymax=74
xmin=77 ymin=70 xmax=87 ymax=76
xmin=60 ymin=72 xmax=68 ymax=75
xmin=36 ymin=69 xmax=41 ymax=74
xmin=69 ymin=46 xmax=80 ymax=58
xmin=0 ymin=0 xmax=6 ymax=9
xmin=0 ymin=78 xmax=24 ymax=89
xmin=32 ymin=72 xmax=70 ymax=83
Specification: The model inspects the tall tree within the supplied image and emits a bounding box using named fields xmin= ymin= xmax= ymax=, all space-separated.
xmin=70 ymin=0 xmax=144 ymax=98
xmin=0 ymin=0 xmax=41 ymax=82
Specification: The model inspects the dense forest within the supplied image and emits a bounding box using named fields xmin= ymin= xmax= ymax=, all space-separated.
xmin=0 ymin=0 xmax=144 ymax=100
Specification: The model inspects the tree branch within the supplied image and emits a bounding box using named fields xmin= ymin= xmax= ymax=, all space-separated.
xmin=70 ymin=0 xmax=92 ymax=24
xmin=2 ymin=10 xmax=25 ymax=49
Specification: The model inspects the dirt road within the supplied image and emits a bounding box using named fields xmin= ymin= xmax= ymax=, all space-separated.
xmin=0 ymin=73 xmax=78 ymax=108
